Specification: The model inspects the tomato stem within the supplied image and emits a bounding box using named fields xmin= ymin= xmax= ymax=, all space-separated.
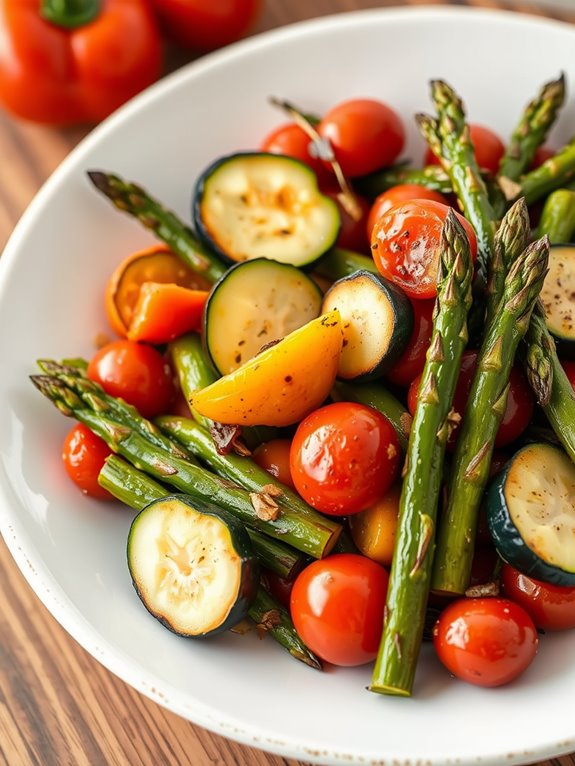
xmin=41 ymin=0 xmax=100 ymax=29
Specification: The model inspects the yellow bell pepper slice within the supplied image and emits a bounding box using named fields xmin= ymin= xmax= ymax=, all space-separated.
xmin=191 ymin=310 xmax=343 ymax=426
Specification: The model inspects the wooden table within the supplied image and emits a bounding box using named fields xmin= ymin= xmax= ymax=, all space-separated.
xmin=1 ymin=1 xmax=575 ymax=764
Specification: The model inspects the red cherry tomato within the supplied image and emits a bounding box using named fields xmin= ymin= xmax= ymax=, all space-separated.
xmin=87 ymin=340 xmax=174 ymax=420
xmin=425 ymin=124 xmax=505 ymax=175
xmin=318 ymin=98 xmax=405 ymax=178
xmin=385 ymin=298 xmax=435 ymax=387
xmin=433 ymin=597 xmax=538 ymax=687
xmin=501 ymin=564 xmax=575 ymax=631
xmin=261 ymin=569 xmax=295 ymax=609
xmin=149 ymin=0 xmax=261 ymax=51
xmin=260 ymin=122 xmax=328 ymax=181
xmin=366 ymin=184 xmax=450 ymax=242
xmin=289 ymin=402 xmax=400 ymax=516
xmin=252 ymin=439 xmax=295 ymax=489
xmin=530 ymin=146 xmax=555 ymax=170
xmin=62 ymin=423 xmax=114 ymax=500
xmin=407 ymin=352 xmax=534 ymax=448
xmin=561 ymin=360 xmax=575 ymax=392
xmin=371 ymin=200 xmax=477 ymax=300
xmin=290 ymin=553 xmax=389 ymax=666
xmin=326 ymin=191 xmax=371 ymax=253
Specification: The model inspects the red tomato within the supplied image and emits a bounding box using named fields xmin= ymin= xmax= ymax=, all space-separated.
xmin=385 ymin=298 xmax=435 ymax=387
xmin=261 ymin=569 xmax=295 ymax=609
xmin=289 ymin=402 xmax=400 ymax=516
xmin=87 ymin=340 xmax=174 ymax=420
xmin=371 ymin=200 xmax=477 ymax=299
xmin=318 ymin=98 xmax=405 ymax=178
xmin=326 ymin=191 xmax=371 ymax=253
xmin=149 ymin=0 xmax=261 ymax=51
xmin=290 ymin=554 xmax=389 ymax=666
xmin=366 ymin=184 xmax=449 ymax=242
xmin=425 ymin=124 xmax=505 ymax=175
xmin=530 ymin=146 xmax=555 ymax=170
xmin=62 ymin=423 xmax=114 ymax=500
xmin=561 ymin=360 xmax=575 ymax=392
xmin=260 ymin=122 xmax=328 ymax=181
xmin=407 ymin=353 xmax=534 ymax=448
xmin=501 ymin=564 xmax=575 ymax=631
xmin=252 ymin=439 xmax=295 ymax=489
xmin=433 ymin=597 xmax=538 ymax=687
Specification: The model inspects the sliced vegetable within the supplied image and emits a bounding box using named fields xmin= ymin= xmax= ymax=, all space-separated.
xmin=127 ymin=282 xmax=208 ymax=344
xmin=127 ymin=494 xmax=260 ymax=637
xmin=314 ymin=248 xmax=378 ymax=283
xmin=487 ymin=443 xmax=575 ymax=586
xmin=321 ymin=270 xmax=413 ymax=381
xmin=193 ymin=152 xmax=340 ymax=269
xmin=348 ymin=484 xmax=400 ymax=566
xmin=540 ymin=245 xmax=575 ymax=352
xmin=191 ymin=311 xmax=343 ymax=427
xmin=203 ymin=259 xmax=322 ymax=375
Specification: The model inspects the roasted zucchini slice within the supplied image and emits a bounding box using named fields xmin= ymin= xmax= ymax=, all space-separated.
xmin=127 ymin=494 xmax=259 ymax=637
xmin=193 ymin=152 xmax=340 ymax=269
xmin=540 ymin=244 xmax=575 ymax=356
xmin=487 ymin=443 xmax=575 ymax=586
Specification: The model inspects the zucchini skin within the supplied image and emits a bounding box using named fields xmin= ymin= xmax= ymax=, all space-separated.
xmin=486 ymin=444 xmax=575 ymax=586
xmin=540 ymin=244 xmax=575 ymax=358
xmin=192 ymin=152 xmax=340 ymax=270
xmin=127 ymin=494 xmax=260 ymax=638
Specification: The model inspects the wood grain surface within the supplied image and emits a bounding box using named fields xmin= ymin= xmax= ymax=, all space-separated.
xmin=1 ymin=1 xmax=575 ymax=765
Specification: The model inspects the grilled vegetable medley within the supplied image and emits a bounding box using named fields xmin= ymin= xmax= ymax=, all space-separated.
xmin=32 ymin=75 xmax=575 ymax=695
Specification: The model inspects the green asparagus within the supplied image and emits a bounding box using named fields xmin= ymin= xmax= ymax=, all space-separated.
xmin=506 ymin=136 xmax=575 ymax=205
xmin=536 ymin=189 xmax=575 ymax=243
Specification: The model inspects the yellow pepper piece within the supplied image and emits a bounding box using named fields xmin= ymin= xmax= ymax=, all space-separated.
xmin=192 ymin=310 xmax=343 ymax=426
xmin=348 ymin=484 xmax=400 ymax=566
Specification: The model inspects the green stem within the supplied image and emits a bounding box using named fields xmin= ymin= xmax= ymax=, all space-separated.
xmin=41 ymin=0 xmax=100 ymax=28
xmin=536 ymin=189 xmax=575 ymax=243
xmin=314 ymin=249 xmax=378 ymax=282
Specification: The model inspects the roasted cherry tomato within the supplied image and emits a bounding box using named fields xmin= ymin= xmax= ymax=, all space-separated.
xmin=326 ymin=191 xmax=371 ymax=253
xmin=425 ymin=124 xmax=505 ymax=175
xmin=501 ymin=564 xmax=575 ymax=631
xmin=253 ymin=439 xmax=295 ymax=489
xmin=530 ymin=146 xmax=555 ymax=170
xmin=371 ymin=199 xmax=477 ymax=299
xmin=149 ymin=0 xmax=262 ymax=51
xmin=87 ymin=340 xmax=174 ymax=419
xmin=62 ymin=423 xmax=114 ymax=500
xmin=318 ymin=98 xmax=405 ymax=178
xmin=562 ymin=360 xmax=575 ymax=392
xmin=433 ymin=597 xmax=538 ymax=687
xmin=289 ymin=402 xmax=400 ymax=516
xmin=290 ymin=553 xmax=389 ymax=666
xmin=385 ymin=298 xmax=435 ymax=387
xmin=261 ymin=569 xmax=295 ymax=609
xmin=407 ymin=352 xmax=534 ymax=448
xmin=260 ymin=122 xmax=328 ymax=181
xmin=366 ymin=184 xmax=449 ymax=242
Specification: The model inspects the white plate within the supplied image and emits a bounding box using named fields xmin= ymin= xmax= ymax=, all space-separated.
xmin=1 ymin=7 xmax=575 ymax=766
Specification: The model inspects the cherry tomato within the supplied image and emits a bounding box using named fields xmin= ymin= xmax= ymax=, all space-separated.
xmin=425 ymin=124 xmax=505 ymax=175
xmin=261 ymin=569 xmax=295 ymax=609
xmin=260 ymin=122 xmax=328 ymax=181
xmin=87 ymin=340 xmax=174 ymax=420
xmin=149 ymin=0 xmax=262 ymax=51
xmin=62 ymin=423 xmax=114 ymax=500
xmin=385 ymin=298 xmax=435 ymax=387
xmin=290 ymin=553 xmax=389 ymax=666
xmin=289 ymin=402 xmax=400 ymax=516
xmin=407 ymin=353 xmax=534 ymax=448
xmin=326 ymin=191 xmax=371 ymax=253
xmin=561 ymin=360 xmax=575 ymax=392
xmin=530 ymin=146 xmax=555 ymax=170
xmin=433 ymin=597 xmax=538 ymax=687
xmin=253 ymin=439 xmax=295 ymax=489
xmin=501 ymin=564 xmax=575 ymax=631
xmin=366 ymin=184 xmax=449 ymax=242
xmin=371 ymin=200 xmax=477 ymax=299
xmin=318 ymin=98 xmax=405 ymax=178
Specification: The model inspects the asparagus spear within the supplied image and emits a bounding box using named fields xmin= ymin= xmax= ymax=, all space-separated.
xmin=503 ymin=136 xmax=575 ymax=205
xmin=354 ymin=164 xmax=453 ymax=198
xmin=30 ymin=373 xmax=342 ymax=558
xmin=536 ymin=188 xmax=575 ymax=243
xmin=431 ymin=236 xmax=549 ymax=596
xmin=98 ymin=455 xmax=306 ymax=580
xmin=370 ymin=210 xmax=473 ymax=697
xmin=498 ymin=73 xmax=566 ymax=182
xmin=87 ymin=171 xmax=226 ymax=284
xmin=314 ymin=248 xmax=378 ymax=282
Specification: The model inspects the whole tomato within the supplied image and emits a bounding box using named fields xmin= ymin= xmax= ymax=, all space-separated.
xmin=425 ymin=124 xmax=505 ymax=175
xmin=501 ymin=564 xmax=575 ymax=631
xmin=62 ymin=423 xmax=114 ymax=500
xmin=366 ymin=184 xmax=449 ymax=242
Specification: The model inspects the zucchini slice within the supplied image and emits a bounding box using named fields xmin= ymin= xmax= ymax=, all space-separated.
xmin=321 ymin=270 xmax=413 ymax=380
xmin=540 ymin=244 xmax=575 ymax=355
xmin=127 ymin=494 xmax=259 ymax=637
xmin=204 ymin=258 xmax=322 ymax=375
xmin=193 ymin=152 xmax=340 ymax=269
xmin=486 ymin=443 xmax=575 ymax=586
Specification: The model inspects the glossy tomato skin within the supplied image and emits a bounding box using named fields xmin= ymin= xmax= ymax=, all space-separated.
xmin=149 ymin=0 xmax=261 ymax=51
xmin=87 ymin=340 xmax=174 ymax=419
xmin=290 ymin=554 xmax=389 ymax=666
xmin=433 ymin=597 xmax=538 ymax=687
xmin=366 ymin=184 xmax=449 ymax=242
xmin=289 ymin=402 xmax=400 ymax=516
xmin=260 ymin=122 xmax=328 ymax=181
xmin=385 ymin=298 xmax=435 ymax=387
xmin=501 ymin=564 xmax=575 ymax=631
xmin=426 ymin=124 xmax=505 ymax=175
xmin=326 ymin=191 xmax=371 ymax=253
xmin=318 ymin=98 xmax=405 ymax=178
xmin=261 ymin=569 xmax=295 ymax=609
xmin=371 ymin=200 xmax=477 ymax=300
xmin=253 ymin=439 xmax=295 ymax=489
xmin=62 ymin=423 xmax=114 ymax=500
